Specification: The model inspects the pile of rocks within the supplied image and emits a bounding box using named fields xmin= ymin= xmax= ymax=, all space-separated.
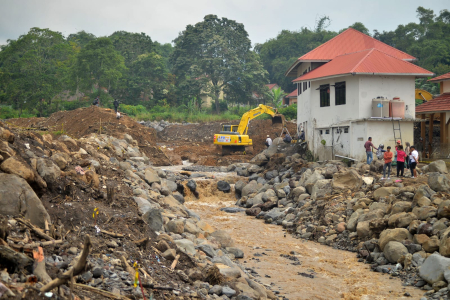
xmin=234 ymin=137 xmax=450 ymax=299
xmin=0 ymin=122 xmax=273 ymax=299
xmin=140 ymin=120 xmax=193 ymax=132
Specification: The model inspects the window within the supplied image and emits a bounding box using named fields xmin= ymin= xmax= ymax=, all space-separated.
xmin=303 ymin=82 xmax=307 ymax=92
xmin=325 ymin=129 xmax=330 ymax=134
xmin=319 ymin=84 xmax=330 ymax=107
xmin=335 ymin=81 xmax=346 ymax=105
xmin=319 ymin=130 xmax=323 ymax=135
xmin=309 ymin=81 xmax=310 ymax=88
xmin=344 ymin=127 xmax=349 ymax=133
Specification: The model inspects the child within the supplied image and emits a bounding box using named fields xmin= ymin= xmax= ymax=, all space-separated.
xmin=409 ymin=145 xmax=419 ymax=178
xmin=396 ymin=145 xmax=406 ymax=177
xmin=376 ymin=144 xmax=386 ymax=160
xmin=381 ymin=146 xmax=393 ymax=180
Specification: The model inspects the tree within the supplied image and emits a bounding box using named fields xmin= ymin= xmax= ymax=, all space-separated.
xmin=75 ymin=37 xmax=127 ymax=92
xmin=67 ymin=30 xmax=96 ymax=48
xmin=0 ymin=27 xmax=75 ymax=115
xmin=109 ymin=31 xmax=154 ymax=66
xmin=266 ymin=87 xmax=287 ymax=109
xmin=171 ymin=14 xmax=268 ymax=113
xmin=341 ymin=22 xmax=370 ymax=35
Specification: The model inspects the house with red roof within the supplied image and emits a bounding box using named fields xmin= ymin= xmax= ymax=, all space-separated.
xmin=285 ymin=89 xmax=298 ymax=106
xmin=252 ymin=83 xmax=280 ymax=103
xmin=285 ymin=28 xmax=433 ymax=161
xmin=415 ymin=72 xmax=450 ymax=157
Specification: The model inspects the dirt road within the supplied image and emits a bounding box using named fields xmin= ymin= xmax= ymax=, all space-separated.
xmin=184 ymin=180 xmax=424 ymax=300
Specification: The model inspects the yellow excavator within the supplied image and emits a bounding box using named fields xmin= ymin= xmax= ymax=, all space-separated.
xmin=213 ymin=104 xmax=285 ymax=155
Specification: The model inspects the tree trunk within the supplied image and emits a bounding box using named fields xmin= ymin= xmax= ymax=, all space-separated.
xmin=215 ymin=90 xmax=220 ymax=114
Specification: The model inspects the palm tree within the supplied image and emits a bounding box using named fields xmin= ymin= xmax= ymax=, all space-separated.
xmin=266 ymin=87 xmax=287 ymax=109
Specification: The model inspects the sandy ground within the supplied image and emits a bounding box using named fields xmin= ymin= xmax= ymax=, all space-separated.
xmin=184 ymin=181 xmax=425 ymax=300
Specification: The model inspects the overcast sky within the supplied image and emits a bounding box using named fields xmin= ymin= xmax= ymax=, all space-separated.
xmin=0 ymin=0 xmax=448 ymax=47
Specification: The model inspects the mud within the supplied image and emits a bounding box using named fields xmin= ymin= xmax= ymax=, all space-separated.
xmin=185 ymin=180 xmax=424 ymax=300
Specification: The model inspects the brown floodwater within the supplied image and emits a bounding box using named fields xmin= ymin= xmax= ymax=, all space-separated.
xmin=184 ymin=180 xmax=424 ymax=300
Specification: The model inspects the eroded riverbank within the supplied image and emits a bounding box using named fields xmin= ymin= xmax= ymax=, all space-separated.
xmin=184 ymin=180 xmax=423 ymax=300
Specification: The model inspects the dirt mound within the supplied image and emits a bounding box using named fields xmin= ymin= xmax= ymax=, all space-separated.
xmin=8 ymin=106 xmax=172 ymax=165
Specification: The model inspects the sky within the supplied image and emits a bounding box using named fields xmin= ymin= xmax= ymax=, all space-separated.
xmin=0 ymin=0 xmax=449 ymax=47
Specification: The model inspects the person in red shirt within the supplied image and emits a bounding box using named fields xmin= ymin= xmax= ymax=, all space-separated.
xmin=381 ymin=146 xmax=393 ymax=179
xmin=364 ymin=137 xmax=378 ymax=165
xmin=396 ymin=145 xmax=406 ymax=177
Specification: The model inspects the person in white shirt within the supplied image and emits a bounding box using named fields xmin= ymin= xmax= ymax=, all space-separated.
xmin=265 ymin=135 xmax=272 ymax=148
xmin=409 ymin=145 xmax=419 ymax=178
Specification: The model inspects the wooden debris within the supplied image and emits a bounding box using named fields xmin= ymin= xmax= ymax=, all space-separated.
xmin=0 ymin=245 xmax=34 ymax=273
xmin=73 ymin=283 xmax=131 ymax=299
xmin=40 ymin=235 xmax=91 ymax=292
xmin=170 ymin=255 xmax=180 ymax=270
xmin=9 ymin=240 xmax=63 ymax=249
xmin=100 ymin=229 xmax=124 ymax=238
xmin=14 ymin=218 xmax=54 ymax=241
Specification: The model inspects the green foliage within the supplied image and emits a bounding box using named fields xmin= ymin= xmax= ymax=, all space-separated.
xmin=279 ymin=104 xmax=297 ymax=120
xmin=266 ymin=87 xmax=287 ymax=109
xmin=171 ymin=14 xmax=268 ymax=113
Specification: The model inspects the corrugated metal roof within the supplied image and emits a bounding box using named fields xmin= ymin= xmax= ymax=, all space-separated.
xmin=298 ymin=28 xmax=416 ymax=61
xmin=416 ymin=93 xmax=450 ymax=113
xmin=428 ymin=72 xmax=450 ymax=82
xmin=292 ymin=48 xmax=433 ymax=82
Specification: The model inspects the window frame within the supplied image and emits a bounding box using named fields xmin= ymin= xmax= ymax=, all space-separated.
xmin=335 ymin=81 xmax=346 ymax=105
xmin=319 ymin=84 xmax=330 ymax=107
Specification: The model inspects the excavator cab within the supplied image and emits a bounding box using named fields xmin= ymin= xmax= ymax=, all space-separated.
xmin=220 ymin=125 xmax=238 ymax=134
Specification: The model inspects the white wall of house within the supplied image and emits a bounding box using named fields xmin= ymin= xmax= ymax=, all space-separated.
xmin=296 ymin=74 xmax=417 ymax=161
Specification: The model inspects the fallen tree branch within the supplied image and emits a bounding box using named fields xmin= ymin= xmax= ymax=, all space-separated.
xmin=40 ymin=235 xmax=91 ymax=292
xmin=100 ymin=229 xmax=124 ymax=238
xmin=9 ymin=240 xmax=63 ymax=250
xmin=141 ymin=283 xmax=176 ymax=291
xmin=0 ymin=244 xmax=34 ymax=273
xmin=14 ymin=218 xmax=53 ymax=241
xmin=73 ymin=283 xmax=131 ymax=299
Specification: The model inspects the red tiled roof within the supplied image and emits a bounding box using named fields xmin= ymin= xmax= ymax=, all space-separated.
xmin=428 ymin=72 xmax=450 ymax=82
xmin=416 ymin=93 xmax=450 ymax=113
xmin=266 ymin=83 xmax=278 ymax=90
xmin=292 ymin=48 xmax=433 ymax=82
xmin=299 ymin=28 xmax=415 ymax=62
xmin=286 ymin=89 xmax=297 ymax=98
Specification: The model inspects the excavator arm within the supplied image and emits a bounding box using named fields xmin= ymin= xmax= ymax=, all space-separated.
xmin=236 ymin=104 xmax=284 ymax=135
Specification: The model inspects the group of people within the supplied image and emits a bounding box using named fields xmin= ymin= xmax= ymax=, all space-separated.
xmin=92 ymin=97 xmax=122 ymax=119
xmin=364 ymin=137 xmax=419 ymax=179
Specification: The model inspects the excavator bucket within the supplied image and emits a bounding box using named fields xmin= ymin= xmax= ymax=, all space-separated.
xmin=272 ymin=114 xmax=285 ymax=127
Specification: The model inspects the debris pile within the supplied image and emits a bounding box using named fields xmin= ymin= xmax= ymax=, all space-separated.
xmin=234 ymin=136 xmax=450 ymax=300
xmin=0 ymin=120 xmax=276 ymax=299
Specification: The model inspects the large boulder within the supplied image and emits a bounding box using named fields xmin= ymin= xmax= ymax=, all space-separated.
xmin=250 ymin=152 xmax=269 ymax=166
xmin=264 ymin=137 xmax=282 ymax=158
xmin=384 ymin=241 xmax=408 ymax=263
xmin=234 ymin=180 xmax=245 ymax=195
xmin=36 ymin=158 xmax=61 ymax=185
xmin=427 ymin=160 xmax=448 ymax=174
xmin=0 ymin=141 xmax=16 ymax=159
xmin=304 ymin=170 xmax=324 ymax=188
xmin=174 ymin=239 xmax=196 ymax=256
xmin=391 ymin=201 xmax=413 ymax=214
xmin=332 ymin=170 xmax=362 ymax=190
xmin=373 ymin=187 xmax=398 ymax=201
xmin=0 ymin=173 xmax=50 ymax=227
xmin=412 ymin=206 xmax=437 ymax=220
xmin=144 ymin=168 xmax=161 ymax=185
xmin=311 ymin=179 xmax=332 ymax=200
xmin=419 ymin=253 xmax=450 ymax=284
xmin=133 ymin=197 xmax=163 ymax=232
xmin=388 ymin=212 xmax=417 ymax=228
xmin=0 ymin=156 xmax=35 ymax=183
xmin=165 ymin=219 xmax=185 ymax=234
xmin=217 ymin=181 xmax=231 ymax=193
xmin=378 ymin=228 xmax=413 ymax=250
xmin=210 ymin=230 xmax=234 ymax=248
xmin=242 ymin=181 xmax=259 ymax=197
xmin=428 ymin=173 xmax=450 ymax=192
xmin=370 ymin=160 xmax=383 ymax=172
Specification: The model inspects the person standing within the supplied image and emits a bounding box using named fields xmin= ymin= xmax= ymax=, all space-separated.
xmin=381 ymin=146 xmax=393 ymax=180
xmin=93 ymin=97 xmax=100 ymax=107
xmin=265 ymin=135 xmax=272 ymax=148
xmin=364 ymin=137 xmax=378 ymax=165
xmin=396 ymin=145 xmax=406 ymax=177
xmin=405 ymin=142 xmax=411 ymax=169
xmin=113 ymin=99 xmax=119 ymax=113
xmin=409 ymin=145 xmax=419 ymax=178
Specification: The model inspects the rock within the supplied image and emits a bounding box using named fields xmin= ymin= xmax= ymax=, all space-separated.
xmin=311 ymin=179 xmax=332 ymax=200
xmin=225 ymin=247 xmax=244 ymax=258
xmin=235 ymin=282 xmax=259 ymax=299
xmin=388 ymin=212 xmax=417 ymax=228
xmin=379 ymin=228 xmax=413 ymax=250
xmin=172 ymin=192 xmax=185 ymax=204
xmin=0 ymin=173 xmax=50 ymax=227
xmin=217 ymin=181 xmax=231 ymax=193
xmin=423 ymin=237 xmax=440 ymax=253
xmin=336 ymin=222 xmax=346 ymax=233
xmin=106 ymin=240 xmax=118 ymax=248
xmin=373 ymin=187 xmax=398 ymax=201
xmin=144 ymin=168 xmax=161 ymax=185
xmin=439 ymin=227 xmax=450 ymax=256
xmin=222 ymin=286 xmax=236 ymax=297
xmin=209 ymin=285 xmax=223 ymax=295
xmin=174 ymin=239 xmax=196 ymax=256
xmin=161 ymin=179 xmax=177 ymax=192
xmin=265 ymin=137 xmax=282 ymax=158
xmin=166 ymin=219 xmax=185 ymax=234
xmin=92 ymin=267 xmax=102 ymax=278
xmin=197 ymin=220 xmax=215 ymax=234
xmin=184 ymin=220 xmax=201 ymax=235
xmin=251 ymin=152 xmax=269 ymax=166
xmin=0 ymin=157 xmax=35 ymax=183
xmin=133 ymin=197 xmax=163 ymax=232
xmin=235 ymin=181 xmax=245 ymax=194
xmin=198 ymin=244 xmax=217 ymax=258
xmin=412 ymin=206 xmax=437 ymax=220
xmin=210 ymin=230 xmax=234 ymax=248
xmin=36 ymin=158 xmax=61 ymax=185
xmin=246 ymin=207 xmax=261 ymax=216
xmin=419 ymin=253 xmax=450 ymax=284
xmin=304 ymin=170 xmax=324 ymax=187
xmin=67 ymin=247 xmax=78 ymax=255
xmin=332 ymin=170 xmax=363 ymax=190
xmin=438 ymin=200 xmax=450 ymax=218
xmin=347 ymin=209 xmax=364 ymax=232
xmin=220 ymin=207 xmax=245 ymax=213
xmin=162 ymin=249 xmax=177 ymax=260
xmin=428 ymin=173 xmax=450 ymax=192
xmin=428 ymin=160 xmax=448 ymax=174
xmin=391 ymin=201 xmax=413 ymax=214
xmin=0 ymin=141 xmax=16 ymax=159
xmin=186 ymin=179 xmax=197 ymax=191
xmin=370 ymin=160 xmax=383 ymax=172
xmin=414 ymin=234 xmax=430 ymax=245
xmin=264 ymin=208 xmax=283 ymax=222
xmin=356 ymin=221 xmax=371 ymax=238
xmin=384 ymin=241 xmax=408 ymax=263
xmin=242 ymin=181 xmax=258 ymax=197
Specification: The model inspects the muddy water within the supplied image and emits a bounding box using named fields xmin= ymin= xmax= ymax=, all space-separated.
xmin=184 ymin=180 xmax=424 ymax=300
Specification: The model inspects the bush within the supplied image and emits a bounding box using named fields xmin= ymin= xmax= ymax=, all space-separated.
xmin=279 ymin=104 xmax=297 ymax=120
